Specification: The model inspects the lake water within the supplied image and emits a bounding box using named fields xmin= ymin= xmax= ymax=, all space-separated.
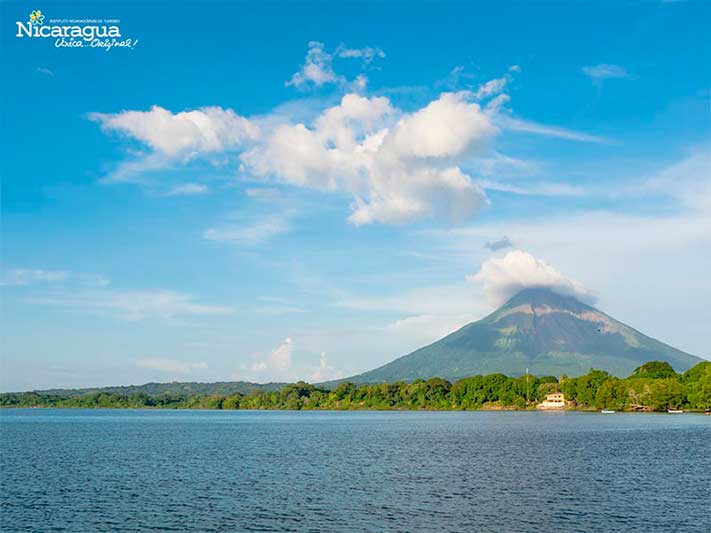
xmin=1 ymin=409 xmax=710 ymax=532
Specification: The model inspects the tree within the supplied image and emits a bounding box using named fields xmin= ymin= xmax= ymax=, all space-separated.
xmin=630 ymin=361 xmax=677 ymax=379
xmin=683 ymin=362 xmax=711 ymax=410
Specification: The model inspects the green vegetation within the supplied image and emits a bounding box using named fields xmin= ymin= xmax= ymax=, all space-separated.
xmin=630 ymin=361 xmax=678 ymax=379
xmin=2 ymin=361 xmax=710 ymax=412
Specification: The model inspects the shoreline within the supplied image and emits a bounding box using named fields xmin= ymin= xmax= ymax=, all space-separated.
xmin=4 ymin=361 xmax=709 ymax=413
xmin=2 ymin=405 xmax=710 ymax=414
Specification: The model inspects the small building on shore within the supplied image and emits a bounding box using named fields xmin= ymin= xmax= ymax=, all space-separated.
xmin=537 ymin=392 xmax=566 ymax=410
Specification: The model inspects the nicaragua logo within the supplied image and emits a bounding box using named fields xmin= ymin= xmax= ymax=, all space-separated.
xmin=29 ymin=10 xmax=45 ymax=25
xmin=16 ymin=9 xmax=138 ymax=50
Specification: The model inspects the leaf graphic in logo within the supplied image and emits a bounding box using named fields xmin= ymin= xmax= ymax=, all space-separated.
xmin=29 ymin=10 xmax=45 ymax=26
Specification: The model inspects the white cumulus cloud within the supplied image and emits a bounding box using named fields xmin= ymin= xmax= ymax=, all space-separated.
xmin=246 ymin=337 xmax=293 ymax=374
xmin=238 ymin=339 xmax=344 ymax=383
xmin=286 ymin=41 xmax=384 ymax=90
xmin=241 ymin=91 xmax=494 ymax=225
xmin=467 ymin=250 xmax=597 ymax=306
xmin=309 ymin=353 xmax=343 ymax=382
xmin=287 ymin=41 xmax=340 ymax=88
xmin=387 ymin=92 xmax=497 ymax=158
xmin=89 ymin=105 xmax=259 ymax=157
xmin=89 ymin=50 xmax=607 ymax=226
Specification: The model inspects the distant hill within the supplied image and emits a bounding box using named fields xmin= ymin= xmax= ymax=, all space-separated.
xmin=332 ymin=288 xmax=704 ymax=384
xmin=21 ymin=381 xmax=286 ymax=397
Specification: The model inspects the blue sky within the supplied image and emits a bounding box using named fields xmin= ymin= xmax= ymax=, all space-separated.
xmin=2 ymin=0 xmax=710 ymax=391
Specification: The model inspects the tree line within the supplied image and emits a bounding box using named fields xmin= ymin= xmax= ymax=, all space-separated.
xmin=2 ymin=361 xmax=710 ymax=412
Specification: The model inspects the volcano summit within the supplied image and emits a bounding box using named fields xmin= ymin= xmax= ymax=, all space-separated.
xmin=340 ymin=287 xmax=703 ymax=383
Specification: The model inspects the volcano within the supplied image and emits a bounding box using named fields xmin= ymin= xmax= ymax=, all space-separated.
xmin=342 ymin=288 xmax=703 ymax=382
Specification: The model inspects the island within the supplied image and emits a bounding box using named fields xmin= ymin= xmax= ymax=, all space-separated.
xmin=2 ymin=361 xmax=710 ymax=413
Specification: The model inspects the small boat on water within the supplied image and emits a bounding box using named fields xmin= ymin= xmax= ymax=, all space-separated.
xmin=601 ymin=410 xmax=615 ymax=414
xmin=667 ymin=409 xmax=683 ymax=414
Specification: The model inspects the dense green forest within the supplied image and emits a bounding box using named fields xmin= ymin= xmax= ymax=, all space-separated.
xmin=2 ymin=361 xmax=710 ymax=412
